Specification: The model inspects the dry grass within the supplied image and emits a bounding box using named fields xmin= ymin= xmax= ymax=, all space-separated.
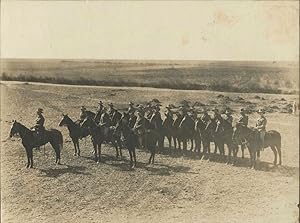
xmin=0 ymin=82 xmax=299 ymax=223
xmin=1 ymin=59 xmax=299 ymax=94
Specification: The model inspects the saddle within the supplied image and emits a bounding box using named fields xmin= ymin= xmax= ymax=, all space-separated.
xmin=32 ymin=126 xmax=45 ymax=146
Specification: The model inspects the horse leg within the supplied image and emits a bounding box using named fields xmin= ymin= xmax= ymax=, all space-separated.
xmin=148 ymin=150 xmax=153 ymax=164
xmin=183 ymin=138 xmax=187 ymax=151
xmin=167 ymin=136 xmax=172 ymax=149
xmin=25 ymin=148 xmax=30 ymax=168
xmin=28 ymin=148 xmax=33 ymax=168
xmin=133 ymin=148 xmax=137 ymax=168
xmin=276 ymin=144 xmax=282 ymax=165
xmin=227 ymin=144 xmax=232 ymax=165
xmin=270 ymin=146 xmax=277 ymax=165
xmin=76 ymin=139 xmax=80 ymax=157
xmin=114 ymin=142 xmax=119 ymax=158
xmin=118 ymin=139 xmax=123 ymax=158
xmin=93 ymin=142 xmax=98 ymax=162
xmin=128 ymin=149 xmax=133 ymax=168
xmin=151 ymin=148 xmax=155 ymax=164
xmin=50 ymin=141 xmax=61 ymax=165
xmin=173 ymin=136 xmax=177 ymax=150
xmin=72 ymin=139 xmax=77 ymax=156
xmin=98 ymin=143 xmax=102 ymax=163
xmin=241 ymin=144 xmax=245 ymax=159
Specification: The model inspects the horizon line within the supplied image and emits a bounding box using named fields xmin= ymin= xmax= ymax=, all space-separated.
xmin=1 ymin=58 xmax=299 ymax=63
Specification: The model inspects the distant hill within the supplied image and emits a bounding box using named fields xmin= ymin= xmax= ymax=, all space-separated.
xmin=1 ymin=59 xmax=299 ymax=94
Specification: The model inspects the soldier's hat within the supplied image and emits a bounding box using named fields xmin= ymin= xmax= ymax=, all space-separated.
xmin=225 ymin=110 xmax=231 ymax=115
xmin=98 ymin=100 xmax=103 ymax=105
xmin=80 ymin=106 xmax=86 ymax=111
xmin=212 ymin=107 xmax=219 ymax=112
xmin=37 ymin=108 xmax=43 ymax=113
xmin=108 ymin=102 xmax=114 ymax=107
xmin=257 ymin=109 xmax=265 ymax=114
xmin=137 ymin=104 xmax=144 ymax=110
xmin=166 ymin=105 xmax=172 ymax=110
xmin=240 ymin=108 xmax=245 ymax=114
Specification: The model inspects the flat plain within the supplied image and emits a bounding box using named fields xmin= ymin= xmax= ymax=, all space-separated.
xmin=1 ymin=80 xmax=298 ymax=223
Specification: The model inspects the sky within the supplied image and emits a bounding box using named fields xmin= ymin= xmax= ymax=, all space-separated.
xmin=1 ymin=1 xmax=299 ymax=61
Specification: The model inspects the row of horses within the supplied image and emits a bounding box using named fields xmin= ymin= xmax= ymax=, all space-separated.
xmin=9 ymin=109 xmax=282 ymax=170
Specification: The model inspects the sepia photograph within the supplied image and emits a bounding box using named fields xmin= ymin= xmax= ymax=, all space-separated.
xmin=0 ymin=1 xmax=299 ymax=223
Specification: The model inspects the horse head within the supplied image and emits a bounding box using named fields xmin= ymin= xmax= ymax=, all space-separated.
xmin=58 ymin=113 xmax=71 ymax=127
xmin=9 ymin=120 xmax=19 ymax=137
xmin=81 ymin=116 xmax=97 ymax=129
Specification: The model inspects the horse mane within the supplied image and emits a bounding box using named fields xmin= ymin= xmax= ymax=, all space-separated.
xmin=15 ymin=121 xmax=31 ymax=132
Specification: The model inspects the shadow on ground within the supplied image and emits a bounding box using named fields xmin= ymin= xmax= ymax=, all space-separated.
xmin=39 ymin=164 xmax=91 ymax=178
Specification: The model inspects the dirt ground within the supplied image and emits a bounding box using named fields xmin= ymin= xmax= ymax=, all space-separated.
xmin=1 ymin=81 xmax=299 ymax=223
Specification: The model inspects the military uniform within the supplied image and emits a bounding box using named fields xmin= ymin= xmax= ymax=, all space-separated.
xmin=165 ymin=109 xmax=173 ymax=118
xmin=237 ymin=114 xmax=248 ymax=127
xmin=128 ymin=105 xmax=136 ymax=115
xmin=134 ymin=115 xmax=146 ymax=134
xmin=100 ymin=112 xmax=111 ymax=127
xmin=256 ymin=110 xmax=267 ymax=150
xmin=224 ymin=114 xmax=233 ymax=126
xmin=150 ymin=110 xmax=163 ymax=129
xmin=200 ymin=112 xmax=210 ymax=125
xmin=33 ymin=108 xmax=45 ymax=146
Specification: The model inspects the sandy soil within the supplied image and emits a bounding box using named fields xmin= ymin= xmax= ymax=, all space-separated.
xmin=1 ymin=82 xmax=299 ymax=223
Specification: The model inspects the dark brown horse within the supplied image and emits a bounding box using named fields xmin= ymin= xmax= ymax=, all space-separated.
xmin=233 ymin=123 xmax=282 ymax=168
xmin=162 ymin=115 xmax=174 ymax=148
xmin=214 ymin=119 xmax=237 ymax=164
xmin=116 ymin=113 xmax=138 ymax=168
xmin=58 ymin=114 xmax=90 ymax=156
xmin=178 ymin=115 xmax=196 ymax=151
xmin=172 ymin=114 xmax=183 ymax=150
xmin=9 ymin=120 xmax=63 ymax=168
xmin=81 ymin=117 xmax=122 ymax=163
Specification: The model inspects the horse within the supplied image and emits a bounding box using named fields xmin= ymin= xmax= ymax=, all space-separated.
xmin=133 ymin=117 xmax=160 ymax=164
xmin=172 ymin=114 xmax=183 ymax=150
xmin=195 ymin=119 xmax=213 ymax=159
xmin=116 ymin=113 xmax=138 ymax=168
xmin=162 ymin=115 xmax=174 ymax=149
xmin=81 ymin=117 xmax=122 ymax=163
xmin=9 ymin=120 xmax=63 ymax=168
xmin=214 ymin=119 xmax=237 ymax=164
xmin=178 ymin=114 xmax=196 ymax=151
xmin=149 ymin=113 xmax=164 ymax=152
xmin=233 ymin=123 xmax=282 ymax=169
xmin=58 ymin=114 xmax=90 ymax=156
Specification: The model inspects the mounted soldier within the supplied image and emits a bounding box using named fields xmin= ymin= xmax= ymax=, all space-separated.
xmin=223 ymin=110 xmax=233 ymax=126
xmin=133 ymin=110 xmax=146 ymax=148
xmin=150 ymin=105 xmax=163 ymax=129
xmin=127 ymin=102 xmax=136 ymax=115
xmin=94 ymin=100 xmax=104 ymax=124
xmin=255 ymin=109 xmax=267 ymax=151
xmin=108 ymin=102 xmax=115 ymax=117
xmin=200 ymin=108 xmax=211 ymax=125
xmin=237 ymin=108 xmax=248 ymax=127
xmin=165 ymin=105 xmax=174 ymax=119
xmin=99 ymin=107 xmax=111 ymax=136
xmin=211 ymin=107 xmax=222 ymax=123
xmin=77 ymin=106 xmax=87 ymax=125
xmin=32 ymin=108 xmax=45 ymax=145
xmin=111 ymin=107 xmax=122 ymax=126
